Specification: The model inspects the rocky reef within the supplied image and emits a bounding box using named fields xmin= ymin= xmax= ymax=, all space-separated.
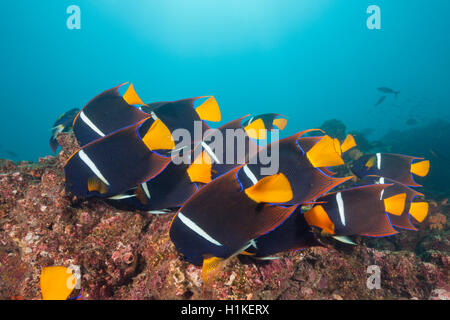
xmin=0 ymin=133 xmax=448 ymax=300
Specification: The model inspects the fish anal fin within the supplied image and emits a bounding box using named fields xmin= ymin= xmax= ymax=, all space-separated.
xmin=123 ymin=83 xmax=144 ymax=105
xmin=411 ymin=160 xmax=430 ymax=177
xmin=244 ymin=118 xmax=267 ymax=140
xmin=409 ymin=202 xmax=428 ymax=222
xmin=304 ymin=205 xmax=335 ymax=235
xmin=306 ymin=135 xmax=344 ymax=168
xmin=195 ymin=96 xmax=221 ymax=122
xmin=202 ymin=256 xmax=225 ymax=284
xmin=384 ymin=193 xmax=406 ymax=216
xmin=142 ymin=119 xmax=175 ymax=151
xmin=40 ymin=266 xmax=76 ymax=300
xmin=187 ymin=151 xmax=212 ymax=184
xmin=341 ymin=134 xmax=357 ymax=153
xmin=244 ymin=173 xmax=293 ymax=203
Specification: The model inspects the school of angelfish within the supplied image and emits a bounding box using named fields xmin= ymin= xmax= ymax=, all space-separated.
xmin=46 ymin=82 xmax=430 ymax=296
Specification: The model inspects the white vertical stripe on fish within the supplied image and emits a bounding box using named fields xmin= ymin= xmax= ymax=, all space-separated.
xmin=177 ymin=212 xmax=222 ymax=246
xmin=201 ymin=141 xmax=221 ymax=164
xmin=80 ymin=111 xmax=106 ymax=137
xmin=243 ymin=165 xmax=258 ymax=185
xmin=336 ymin=192 xmax=346 ymax=226
xmin=78 ymin=150 xmax=110 ymax=186
xmin=141 ymin=183 xmax=151 ymax=199
xmin=376 ymin=153 xmax=381 ymax=170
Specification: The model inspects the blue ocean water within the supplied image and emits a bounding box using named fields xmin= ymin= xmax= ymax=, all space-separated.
xmin=1 ymin=0 xmax=449 ymax=162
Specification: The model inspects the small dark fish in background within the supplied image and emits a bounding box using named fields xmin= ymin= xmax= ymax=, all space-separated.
xmin=406 ymin=118 xmax=418 ymax=126
xmin=374 ymin=95 xmax=387 ymax=106
xmin=4 ymin=150 xmax=18 ymax=158
xmin=50 ymin=108 xmax=80 ymax=153
xmin=377 ymin=87 xmax=400 ymax=96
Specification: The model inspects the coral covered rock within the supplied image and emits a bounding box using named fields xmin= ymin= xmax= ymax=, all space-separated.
xmin=0 ymin=133 xmax=448 ymax=300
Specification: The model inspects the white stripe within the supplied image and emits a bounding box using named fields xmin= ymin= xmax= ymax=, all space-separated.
xmin=376 ymin=153 xmax=381 ymax=170
xmin=177 ymin=212 xmax=222 ymax=246
xmin=247 ymin=117 xmax=254 ymax=125
xmin=147 ymin=210 xmax=170 ymax=215
xmin=336 ymin=192 xmax=346 ymax=226
xmin=202 ymin=142 xmax=221 ymax=164
xmin=379 ymin=177 xmax=385 ymax=184
xmin=243 ymin=165 xmax=258 ymax=185
xmin=150 ymin=112 xmax=158 ymax=121
xmin=108 ymin=194 xmax=136 ymax=200
xmin=380 ymin=189 xmax=385 ymax=200
xmin=80 ymin=111 xmax=105 ymax=137
xmin=78 ymin=150 xmax=110 ymax=186
xmin=141 ymin=183 xmax=151 ymax=199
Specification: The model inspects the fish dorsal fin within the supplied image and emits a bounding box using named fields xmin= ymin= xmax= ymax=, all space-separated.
xmin=306 ymin=135 xmax=344 ymax=168
xmin=187 ymin=151 xmax=212 ymax=184
xmin=142 ymin=119 xmax=175 ymax=151
xmin=409 ymin=202 xmax=428 ymax=222
xmin=123 ymin=83 xmax=145 ymax=105
xmin=411 ymin=160 xmax=430 ymax=177
xmin=244 ymin=118 xmax=266 ymax=140
xmin=40 ymin=266 xmax=76 ymax=300
xmin=273 ymin=117 xmax=288 ymax=130
xmin=341 ymin=134 xmax=357 ymax=153
xmin=195 ymin=96 xmax=221 ymax=122
xmin=304 ymin=205 xmax=335 ymax=235
xmin=202 ymin=256 xmax=225 ymax=284
xmin=87 ymin=177 xmax=108 ymax=194
xmin=244 ymin=173 xmax=293 ymax=203
xmin=383 ymin=193 xmax=406 ymax=216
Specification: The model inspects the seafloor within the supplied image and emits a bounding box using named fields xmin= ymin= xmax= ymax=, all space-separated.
xmin=0 ymin=133 xmax=448 ymax=300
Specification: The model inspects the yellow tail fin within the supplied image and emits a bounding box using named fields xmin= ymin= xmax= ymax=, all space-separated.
xmin=142 ymin=119 xmax=175 ymax=150
xmin=244 ymin=118 xmax=267 ymax=140
xmin=341 ymin=134 xmax=357 ymax=153
xmin=306 ymin=135 xmax=345 ymax=167
xmin=409 ymin=202 xmax=428 ymax=222
xmin=383 ymin=193 xmax=406 ymax=216
xmin=40 ymin=266 xmax=76 ymax=300
xmin=304 ymin=205 xmax=335 ymax=235
xmin=195 ymin=96 xmax=221 ymax=122
xmin=273 ymin=118 xmax=288 ymax=130
xmin=411 ymin=160 xmax=430 ymax=177
xmin=244 ymin=173 xmax=293 ymax=203
xmin=123 ymin=83 xmax=145 ymax=105
xmin=187 ymin=151 xmax=212 ymax=184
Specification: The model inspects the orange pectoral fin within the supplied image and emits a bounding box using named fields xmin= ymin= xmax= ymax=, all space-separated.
xmin=123 ymin=83 xmax=145 ymax=105
xmin=304 ymin=205 xmax=335 ymax=235
xmin=195 ymin=96 xmax=221 ymax=122
xmin=142 ymin=119 xmax=175 ymax=151
xmin=306 ymin=135 xmax=345 ymax=168
xmin=87 ymin=177 xmax=108 ymax=194
xmin=202 ymin=256 xmax=225 ymax=284
xmin=244 ymin=173 xmax=293 ymax=203
xmin=383 ymin=193 xmax=406 ymax=216
xmin=409 ymin=202 xmax=428 ymax=222
xmin=410 ymin=160 xmax=430 ymax=177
